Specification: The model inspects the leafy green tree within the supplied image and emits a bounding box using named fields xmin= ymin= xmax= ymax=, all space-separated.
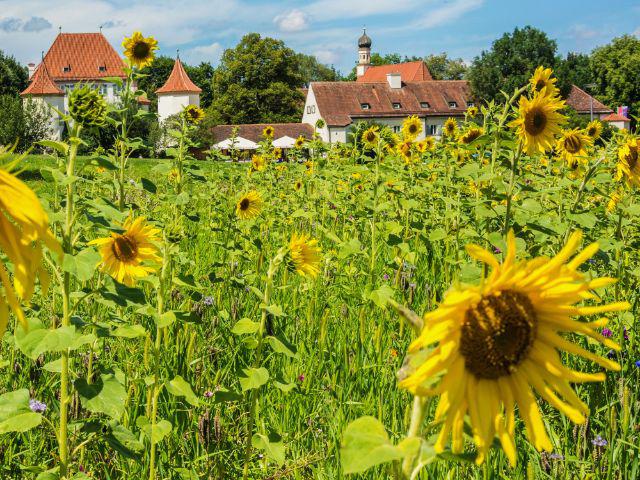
xmin=207 ymin=33 xmax=304 ymax=125
xmin=297 ymin=53 xmax=340 ymax=84
xmin=591 ymin=35 xmax=640 ymax=123
xmin=555 ymin=52 xmax=594 ymax=92
xmin=0 ymin=50 xmax=28 ymax=96
xmin=467 ymin=26 xmax=569 ymax=102
xmin=424 ymin=53 xmax=467 ymax=80
xmin=0 ymin=95 xmax=52 ymax=151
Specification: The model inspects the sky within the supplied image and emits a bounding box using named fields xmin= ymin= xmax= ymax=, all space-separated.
xmin=0 ymin=0 xmax=639 ymax=75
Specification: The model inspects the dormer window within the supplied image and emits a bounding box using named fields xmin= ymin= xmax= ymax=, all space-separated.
xmin=63 ymin=65 xmax=71 ymax=73
xmin=360 ymin=103 xmax=371 ymax=110
xmin=467 ymin=101 xmax=475 ymax=107
xmin=392 ymin=102 xmax=401 ymax=109
xmin=420 ymin=102 xmax=430 ymax=108
xmin=448 ymin=101 xmax=458 ymax=108
xmin=99 ymin=66 xmax=107 ymax=72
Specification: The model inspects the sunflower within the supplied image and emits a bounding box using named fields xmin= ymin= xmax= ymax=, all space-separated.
xmin=0 ymin=160 xmax=60 ymax=334
xmin=122 ymin=32 xmax=158 ymax=69
xmin=402 ymin=116 xmax=422 ymax=141
xmin=183 ymin=104 xmax=205 ymax=124
xmin=251 ymin=155 xmax=266 ymax=172
xmin=396 ymin=140 xmax=413 ymax=159
xmin=263 ymin=125 xmax=275 ymax=138
xmin=615 ymin=137 xmax=640 ymax=186
xmin=606 ymin=188 xmax=624 ymax=214
xmin=361 ymin=126 xmax=380 ymax=149
xmin=509 ymin=91 xmax=566 ymax=155
xmin=459 ymin=127 xmax=484 ymax=145
xmin=235 ymin=191 xmax=262 ymax=220
xmin=288 ymin=233 xmax=321 ymax=278
xmin=168 ymin=168 xmax=179 ymax=183
xmin=423 ymin=136 xmax=435 ymax=150
xmin=272 ymin=147 xmax=282 ymax=159
xmin=529 ymin=66 xmax=558 ymax=96
xmin=585 ymin=120 xmax=603 ymax=141
xmin=466 ymin=106 xmax=479 ymax=118
xmin=293 ymin=180 xmax=303 ymax=191
xmin=556 ymin=128 xmax=592 ymax=164
xmin=90 ymin=217 xmax=161 ymax=287
xmin=443 ymin=118 xmax=458 ymax=137
xmin=294 ymin=136 xmax=306 ymax=148
xmin=400 ymin=230 xmax=627 ymax=466
xmin=415 ymin=139 xmax=429 ymax=154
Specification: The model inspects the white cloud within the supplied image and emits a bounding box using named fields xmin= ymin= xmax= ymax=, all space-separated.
xmin=186 ymin=42 xmax=224 ymax=64
xmin=568 ymin=24 xmax=599 ymax=41
xmin=274 ymin=9 xmax=309 ymax=32
xmin=314 ymin=49 xmax=338 ymax=64
xmin=410 ymin=0 xmax=484 ymax=29
xmin=304 ymin=0 xmax=420 ymax=22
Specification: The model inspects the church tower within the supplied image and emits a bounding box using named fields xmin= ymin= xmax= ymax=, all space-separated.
xmin=356 ymin=28 xmax=372 ymax=78
xmin=156 ymin=55 xmax=202 ymax=123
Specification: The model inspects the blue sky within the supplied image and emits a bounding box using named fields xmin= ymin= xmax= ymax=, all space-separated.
xmin=1 ymin=0 xmax=638 ymax=74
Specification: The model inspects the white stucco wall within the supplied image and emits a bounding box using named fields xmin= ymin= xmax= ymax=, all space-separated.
xmin=301 ymin=85 xmax=329 ymax=141
xmin=30 ymin=96 xmax=65 ymax=140
xmin=157 ymin=93 xmax=200 ymax=123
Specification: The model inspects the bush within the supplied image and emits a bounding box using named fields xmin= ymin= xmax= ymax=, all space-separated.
xmin=0 ymin=95 xmax=53 ymax=151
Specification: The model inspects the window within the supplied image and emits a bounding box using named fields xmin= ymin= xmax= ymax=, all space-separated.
xmin=467 ymin=101 xmax=475 ymax=107
xmin=99 ymin=66 xmax=107 ymax=72
xmin=306 ymin=105 xmax=316 ymax=114
xmin=63 ymin=65 xmax=71 ymax=73
xmin=393 ymin=125 xmax=401 ymax=133
xmin=420 ymin=102 xmax=430 ymax=108
xmin=429 ymin=125 xmax=437 ymax=135
xmin=448 ymin=101 xmax=458 ymax=108
xmin=360 ymin=103 xmax=370 ymax=110
xmin=392 ymin=102 xmax=401 ymax=109
xmin=99 ymin=84 xmax=108 ymax=95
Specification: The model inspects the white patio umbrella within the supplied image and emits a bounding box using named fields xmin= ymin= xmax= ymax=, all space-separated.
xmin=271 ymin=135 xmax=297 ymax=149
xmin=213 ymin=136 xmax=258 ymax=150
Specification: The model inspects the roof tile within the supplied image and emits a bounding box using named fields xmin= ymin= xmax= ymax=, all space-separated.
xmin=156 ymin=58 xmax=202 ymax=94
xmin=21 ymin=63 xmax=63 ymax=96
xmin=357 ymin=61 xmax=433 ymax=83
xmin=566 ymin=85 xmax=612 ymax=114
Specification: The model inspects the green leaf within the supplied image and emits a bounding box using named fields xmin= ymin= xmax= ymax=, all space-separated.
xmin=265 ymin=304 xmax=285 ymax=317
xmin=76 ymin=373 xmax=127 ymax=419
xmin=341 ymin=416 xmax=420 ymax=474
xmin=109 ymin=423 xmax=144 ymax=453
xmin=140 ymin=177 xmax=157 ymax=193
xmin=252 ymin=432 xmax=286 ymax=466
xmin=368 ymin=284 xmax=395 ymax=309
xmin=38 ymin=140 xmax=69 ymax=155
xmin=338 ymin=238 xmax=362 ymax=259
xmin=165 ymin=375 xmax=200 ymax=406
xmin=231 ymin=318 xmax=260 ymax=335
xmin=156 ymin=311 xmax=176 ymax=328
xmin=112 ymin=324 xmax=146 ymax=338
xmin=266 ymin=335 xmax=297 ymax=358
xmin=239 ymin=367 xmax=269 ymax=391
xmin=0 ymin=389 xmax=42 ymax=434
xmin=62 ymin=248 xmax=101 ymax=282
xmin=16 ymin=324 xmax=94 ymax=359
xmin=137 ymin=416 xmax=172 ymax=444
xmin=428 ymin=228 xmax=447 ymax=242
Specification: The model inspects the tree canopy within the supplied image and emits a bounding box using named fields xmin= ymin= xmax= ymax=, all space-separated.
xmin=591 ymin=35 xmax=640 ymax=122
xmin=207 ymin=33 xmax=305 ymax=125
xmin=423 ymin=53 xmax=467 ymax=80
xmin=0 ymin=50 xmax=28 ymax=96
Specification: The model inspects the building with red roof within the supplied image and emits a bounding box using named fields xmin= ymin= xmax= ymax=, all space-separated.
xmin=156 ymin=57 xmax=202 ymax=123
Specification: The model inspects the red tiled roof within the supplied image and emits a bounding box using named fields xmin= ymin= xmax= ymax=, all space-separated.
xmin=566 ymin=85 xmax=612 ymax=114
xmin=156 ymin=58 xmax=202 ymax=94
xmin=311 ymin=80 xmax=471 ymax=126
xmin=211 ymin=123 xmax=314 ymax=143
xmin=601 ymin=113 xmax=630 ymax=122
xmin=357 ymin=61 xmax=433 ymax=83
xmin=21 ymin=63 xmax=63 ymax=96
xmin=31 ymin=33 xmax=126 ymax=82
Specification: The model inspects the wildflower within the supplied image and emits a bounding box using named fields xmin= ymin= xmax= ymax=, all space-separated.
xmin=585 ymin=120 xmax=603 ymax=141
xmin=400 ymin=230 xmax=626 ymax=466
xmin=601 ymin=328 xmax=613 ymax=338
xmin=122 ymin=31 xmax=158 ymax=69
xmin=592 ymin=435 xmax=608 ymax=447
xmin=529 ymin=66 xmax=558 ymax=96
xmin=0 ymin=157 xmax=61 ymax=334
xmin=615 ymin=137 xmax=640 ymax=187
xmin=443 ymin=118 xmax=458 ymax=137
xmin=262 ymin=125 xmax=274 ymax=138
xmin=183 ymin=104 xmax=205 ymax=124
xmin=288 ymin=233 xmax=322 ymax=278
xmin=383 ymin=273 xmax=390 ymax=281
xmin=29 ymin=399 xmax=47 ymax=413
xmin=390 ymin=348 xmax=399 ymax=358
xmin=235 ymin=191 xmax=262 ymax=220
xmin=402 ymin=116 xmax=422 ymax=141
xmin=549 ymin=453 xmax=564 ymax=460
xmin=361 ymin=126 xmax=379 ymax=148
xmin=203 ymin=296 xmax=214 ymax=306
xmin=89 ymin=217 xmax=162 ymax=287
xmin=68 ymin=84 xmax=107 ymax=126
xmin=509 ymin=90 xmax=566 ymax=155
xmin=635 ymin=360 xmax=640 ymax=368
xmin=297 ymin=374 xmax=305 ymax=382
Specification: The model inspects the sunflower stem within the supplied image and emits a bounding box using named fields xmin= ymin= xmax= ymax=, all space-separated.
xmin=401 ymin=396 xmax=428 ymax=478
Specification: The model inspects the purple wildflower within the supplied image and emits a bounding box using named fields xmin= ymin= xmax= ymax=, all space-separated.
xmin=635 ymin=360 xmax=640 ymax=368
xmin=623 ymin=327 xmax=629 ymax=341
xmin=203 ymin=390 xmax=214 ymax=398
xmin=203 ymin=296 xmax=214 ymax=306
xmin=383 ymin=274 xmax=390 ymax=281
xmin=549 ymin=453 xmax=564 ymax=460
xmin=29 ymin=399 xmax=47 ymax=413
xmin=592 ymin=435 xmax=607 ymax=447
xmin=493 ymin=246 xmax=502 ymax=254
xmin=601 ymin=328 xmax=613 ymax=338
xmin=297 ymin=374 xmax=305 ymax=382
xmin=607 ymin=350 xmax=616 ymax=359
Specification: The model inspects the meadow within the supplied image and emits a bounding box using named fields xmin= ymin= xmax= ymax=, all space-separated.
xmin=0 ymin=38 xmax=639 ymax=480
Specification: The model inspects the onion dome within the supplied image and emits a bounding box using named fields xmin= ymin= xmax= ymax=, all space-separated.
xmin=358 ymin=29 xmax=372 ymax=48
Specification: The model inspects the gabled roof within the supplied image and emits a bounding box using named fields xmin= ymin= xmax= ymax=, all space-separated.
xmin=156 ymin=58 xmax=202 ymax=94
xmin=211 ymin=123 xmax=314 ymax=143
xmin=310 ymin=80 xmax=471 ymax=126
xmin=21 ymin=62 xmax=63 ymax=96
xmin=566 ymin=85 xmax=612 ymax=114
xmin=357 ymin=61 xmax=433 ymax=83
xmin=32 ymin=32 xmax=126 ymax=82
xmin=602 ymin=113 xmax=630 ymax=122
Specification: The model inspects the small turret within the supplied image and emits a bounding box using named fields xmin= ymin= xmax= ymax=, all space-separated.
xmin=356 ymin=28 xmax=371 ymax=78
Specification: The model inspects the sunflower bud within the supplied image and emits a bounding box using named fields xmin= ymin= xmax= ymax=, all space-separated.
xmin=68 ymin=84 xmax=107 ymax=126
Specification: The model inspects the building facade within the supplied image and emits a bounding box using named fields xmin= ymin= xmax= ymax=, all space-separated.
xmin=156 ymin=57 xmax=202 ymax=124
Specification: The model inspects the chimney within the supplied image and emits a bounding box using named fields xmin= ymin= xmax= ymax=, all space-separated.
xmin=386 ymin=72 xmax=401 ymax=89
xmin=28 ymin=62 xmax=36 ymax=79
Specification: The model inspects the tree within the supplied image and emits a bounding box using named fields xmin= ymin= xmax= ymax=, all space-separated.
xmin=296 ymin=53 xmax=340 ymax=84
xmin=555 ymin=52 xmax=594 ymax=93
xmin=0 ymin=50 xmax=28 ymax=97
xmin=424 ymin=53 xmax=467 ymax=80
xmin=591 ymin=35 xmax=640 ymax=124
xmin=467 ymin=26 xmax=568 ymax=103
xmin=0 ymin=95 xmax=52 ymax=151
xmin=207 ymin=33 xmax=305 ymax=125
